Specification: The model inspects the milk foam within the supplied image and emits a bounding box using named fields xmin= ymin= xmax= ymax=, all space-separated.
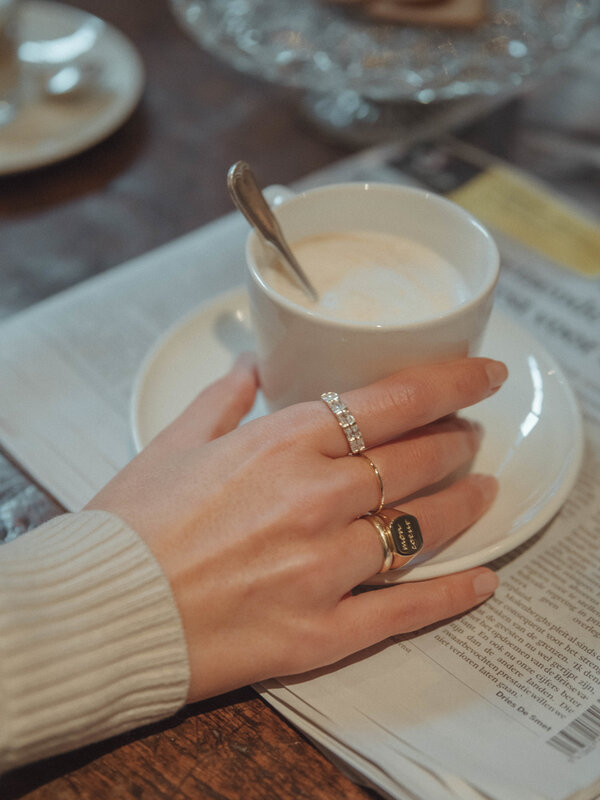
xmin=263 ymin=230 xmax=470 ymax=324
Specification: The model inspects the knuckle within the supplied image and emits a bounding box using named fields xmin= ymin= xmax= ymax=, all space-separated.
xmin=280 ymin=500 xmax=322 ymax=541
xmin=325 ymin=461 xmax=355 ymax=506
xmin=435 ymin=579 xmax=464 ymax=612
xmin=366 ymin=378 xmax=429 ymax=427
xmin=388 ymin=593 xmax=429 ymax=634
xmin=298 ymin=505 xmax=326 ymax=539
xmin=391 ymin=378 xmax=428 ymax=417
xmin=274 ymin=403 xmax=320 ymax=450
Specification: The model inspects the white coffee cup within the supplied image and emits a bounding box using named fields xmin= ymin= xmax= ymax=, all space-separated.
xmin=246 ymin=182 xmax=500 ymax=411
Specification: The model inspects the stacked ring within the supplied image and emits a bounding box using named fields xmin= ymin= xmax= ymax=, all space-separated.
xmin=320 ymin=391 xmax=366 ymax=455
xmin=377 ymin=509 xmax=424 ymax=570
xmin=364 ymin=514 xmax=394 ymax=573
xmin=363 ymin=510 xmax=424 ymax=573
xmin=319 ymin=390 xmax=422 ymax=574
xmin=358 ymin=453 xmax=384 ymax=514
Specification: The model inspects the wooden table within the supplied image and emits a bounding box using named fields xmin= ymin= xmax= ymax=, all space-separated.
xmin=2 ymin=1 xmax=598 ymax=797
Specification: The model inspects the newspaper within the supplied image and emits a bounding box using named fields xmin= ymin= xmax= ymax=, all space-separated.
xmin=0 ymin=140 xmax=599 ymax=799
xmin=262 ymin=145 xmax=600 ymax=800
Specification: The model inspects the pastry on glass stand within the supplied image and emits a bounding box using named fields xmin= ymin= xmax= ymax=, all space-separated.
xmin=322 ymin=0 xmax=487 ymax=27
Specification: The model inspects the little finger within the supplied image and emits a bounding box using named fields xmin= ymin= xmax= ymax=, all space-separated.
xmin=327 ymin=567 xmax=499 ymax=657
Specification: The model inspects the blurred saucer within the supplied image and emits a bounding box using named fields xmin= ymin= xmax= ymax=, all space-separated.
xmin=131 ymin=286 xmax=583 ymax=583
xmin=0 ymin=0 xmax=144 ymax=175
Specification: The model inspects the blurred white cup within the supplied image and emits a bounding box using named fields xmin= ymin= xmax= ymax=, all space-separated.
xmin=0 ymin=0 xmax=20 ymax=126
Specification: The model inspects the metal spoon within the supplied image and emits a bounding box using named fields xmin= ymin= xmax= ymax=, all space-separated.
xmin=227 ymin=161 xmax=318 ymax=302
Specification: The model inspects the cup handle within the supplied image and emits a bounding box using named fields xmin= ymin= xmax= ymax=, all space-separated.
xmin=263 ymin=184 xmax=296 ymax=208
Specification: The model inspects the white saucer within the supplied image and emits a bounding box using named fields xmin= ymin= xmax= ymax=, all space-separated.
xmin=131 ymin=286 xmax=584 ymax=583
xmin=0 ymin=1 xmax=144 ymax=175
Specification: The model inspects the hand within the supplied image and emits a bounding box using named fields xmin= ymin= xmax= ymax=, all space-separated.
xmin=86 ymin=354 xmax=507 ymax=702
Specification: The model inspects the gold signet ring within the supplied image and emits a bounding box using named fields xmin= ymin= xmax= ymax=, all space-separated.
xmin=375 ymin=510 xmax=424 ymax=571
xmin=362 ymin=514 xmax=394 ymax=573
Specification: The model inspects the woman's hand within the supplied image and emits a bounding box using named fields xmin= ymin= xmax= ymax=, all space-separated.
xmin=86 ymin=354 xmax=507 ymax=702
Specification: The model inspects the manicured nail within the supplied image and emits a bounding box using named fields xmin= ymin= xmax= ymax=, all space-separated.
xmin=473 ymin=569 xmax=499 ymax=599
xmin=470 ymin=473 xmax=498 ymax=505
xmin=233 ymin=351 xmax=256 ymax=370
xmin=485 ymin=360 xmax=508 ymax=392
xmin=470 ymin=420 xmax=484 ymax=444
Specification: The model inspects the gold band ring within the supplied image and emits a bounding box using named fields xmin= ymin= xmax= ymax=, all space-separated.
xmin=358 ymin=453 xmax=384 ymax=514
xmin=321 ymin=392 xmax=366 ymax=455
xmin=362 ymin=514 xmax=394 ymax=573
xmin=375 ymin=509 xmax=424 ymax=570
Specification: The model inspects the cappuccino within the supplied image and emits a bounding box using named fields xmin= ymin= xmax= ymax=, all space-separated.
xmin=263 ymin=230 xmax=469 ymax=324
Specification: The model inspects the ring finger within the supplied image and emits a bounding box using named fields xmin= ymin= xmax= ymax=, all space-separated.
xmin=334 ymin=472 xmax=498 ymax=588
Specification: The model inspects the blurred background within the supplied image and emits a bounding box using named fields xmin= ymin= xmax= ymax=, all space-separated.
xmin=1 ymin=0 xmax=598 ymax=321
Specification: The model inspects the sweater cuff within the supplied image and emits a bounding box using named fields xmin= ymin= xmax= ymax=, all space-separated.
xmin=0 ymin=510 xmax=190 ymax=770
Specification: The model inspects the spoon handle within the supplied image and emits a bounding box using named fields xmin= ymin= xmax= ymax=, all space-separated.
xmin=227 ymin=161 xmax=318 ymax=301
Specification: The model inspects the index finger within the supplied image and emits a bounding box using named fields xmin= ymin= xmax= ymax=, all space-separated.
xmin=317 ymin=357 xmax=507 ymax=456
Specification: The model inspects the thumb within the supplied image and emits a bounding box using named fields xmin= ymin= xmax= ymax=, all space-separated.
xmin=165 ymin=352 xmax=258 ymax=445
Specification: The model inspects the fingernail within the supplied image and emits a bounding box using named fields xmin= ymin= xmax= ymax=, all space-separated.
xmin=470 ymin=473 xmax=498 ymax=505
xmin=470 ymin=420 xmax=484 ymax=444
xmin=485 ymin=360 xmax=508 ymax=392
xmin=473 ymin=569 xmax=499 ymax=599
xmin=233 ymin=352 xmax=256 ymax=371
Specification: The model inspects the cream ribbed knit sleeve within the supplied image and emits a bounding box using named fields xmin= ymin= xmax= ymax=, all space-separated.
xmin=0 ymin=510 xmax=190 ymax=772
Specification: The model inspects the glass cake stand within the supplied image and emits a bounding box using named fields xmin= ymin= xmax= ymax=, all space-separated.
xmin=171 ymin=0 xmax=600 ymax=143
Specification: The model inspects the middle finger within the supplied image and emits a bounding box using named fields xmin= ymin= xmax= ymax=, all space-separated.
xmin=315 ymin=357 xmax=507 ymax=458
xmin=333 ymin=415 xmax=484 ymax=522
